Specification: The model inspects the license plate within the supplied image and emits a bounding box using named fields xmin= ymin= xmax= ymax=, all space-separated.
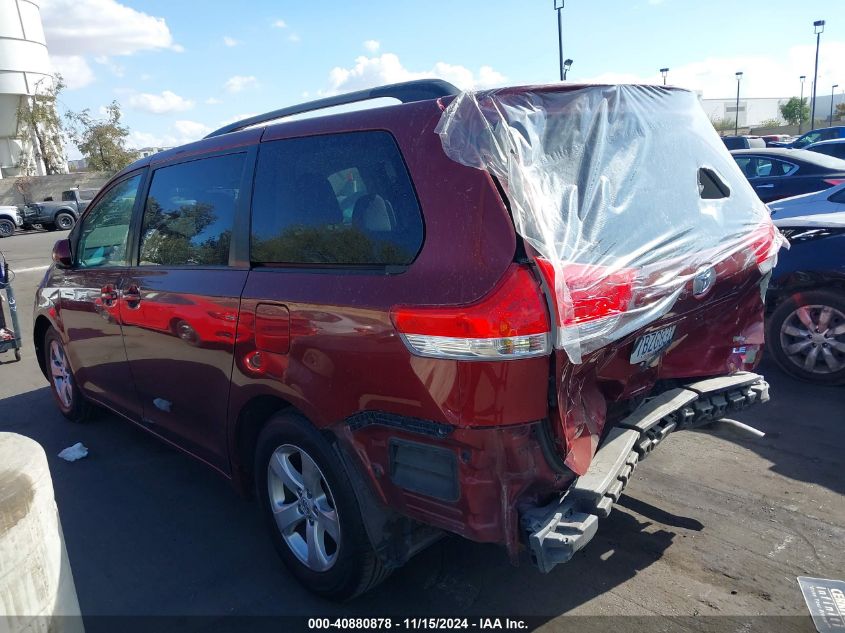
xmin=630 ymin=325 xmax=676 ymax=364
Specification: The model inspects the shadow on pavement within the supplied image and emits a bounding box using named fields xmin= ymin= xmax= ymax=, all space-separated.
xmin=724 ymin=358 xmax=845 ymax=496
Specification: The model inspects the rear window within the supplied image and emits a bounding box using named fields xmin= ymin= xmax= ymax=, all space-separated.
xmin=250 ymin=131 xmax=424 ymax=265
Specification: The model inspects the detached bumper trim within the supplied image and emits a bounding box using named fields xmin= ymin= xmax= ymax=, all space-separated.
xmin=522 ymin=371 xmax=769 ymax=573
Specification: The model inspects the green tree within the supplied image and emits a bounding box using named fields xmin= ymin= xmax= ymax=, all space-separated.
xmin=836 ymin=102 xmax=845 ymax=119
xmin=710 ymin=116 xmax=736 ymax=134
xmin=15 ymin=75 xmax=66 ymax=175
xmin=66 ymin=101 xmax=138 ymax=174
xmin=779 ymin=97 xmax=810 ymax=126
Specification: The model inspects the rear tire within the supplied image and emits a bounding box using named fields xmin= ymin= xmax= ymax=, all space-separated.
xmin=255 ymin=411 xmax=389 ymax=600
xmin=44 ymin=327 xmax=91 ymax=422
xmin=766 ymin=289 xmax=845 ymax=385
xmin=55 ymin=212 xmax=76 ymax=231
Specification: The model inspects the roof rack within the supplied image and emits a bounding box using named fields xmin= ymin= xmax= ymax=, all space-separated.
xmin=204 ymin=79 xmax=460 ymax=139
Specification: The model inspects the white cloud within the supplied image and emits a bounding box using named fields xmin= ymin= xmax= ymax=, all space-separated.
xmin=223 ymin=36 xmax=238 ymax=47
xmin=173 ymin=120 xmax=212 ymax=138
xmin=363 ymin=40 xmax=380 ymax=53
xmin=224 ymin=75 xmax=258 ymax=93
xmin=217 ymin=113 xmax=259 ymax=128
xmin=272 ymin=19 xmax=287 ymax=28
xmin=50 ymin=55 xmax=95 ymax=89
xmin=582 ymin=42 xmax=845 ymax=99
xmin=128 ymin=119 xmax=210 ymax=149
xmin=326 ymin=53 xmax=506 ymax=94
xmin=288 ymin=33 xmax=301 ymax=43
xmin=93 ymin=55 xmax=124 ymax=77
xmin=205 ymin=97 xmax=222 ymax=105
xmin=128 ymin=90 xmax=195 ymax=114
xmin=40 ymin=0 xmax=180 ymax=56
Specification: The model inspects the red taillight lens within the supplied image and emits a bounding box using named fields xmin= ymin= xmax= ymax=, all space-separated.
xmin=391 ymin=264 xmax=551 ymax=359
xmin=824 ymin=179 xmax=845 ymax=186
xmin=745 ymin=222 xmax=778 ymax=270
xmin=535 ymin=258 xmax=637 ymax=327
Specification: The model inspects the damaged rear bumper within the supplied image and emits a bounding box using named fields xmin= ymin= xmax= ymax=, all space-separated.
xmin=521 ymin=371 xmax=770 ymax=573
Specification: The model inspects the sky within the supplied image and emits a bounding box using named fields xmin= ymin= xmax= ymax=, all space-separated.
xmin=38 ymin=0 xmax=845 ymax=155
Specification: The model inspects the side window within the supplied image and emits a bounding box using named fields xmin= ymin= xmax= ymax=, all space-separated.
xmin=139 ymin=153 xmax=244 ymax=266
xmin=76 ymin=173 xmax=142 ymax=268
xmin=251 ymin=131 xmax=424 ymax=266
xmin=795 ymin=132 xmax=820 ymax=148
xmin=755 ymin=158 xmax=773 ymax=177
xmin=61 ymin=191 xmax=74 ymax=202
xmin=829 ymin=188 xmax=845 ymax=203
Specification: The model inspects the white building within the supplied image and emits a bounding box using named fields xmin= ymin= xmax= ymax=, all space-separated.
xmin=700 ymin=97 xmax=787 ymax=128
xmin=701 ymin=93 xmax=845 ymax=129
xmin=0 ymin=0 xmax=65 ymax=178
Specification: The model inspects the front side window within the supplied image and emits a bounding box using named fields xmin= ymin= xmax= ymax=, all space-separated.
xmin=139 ymin=153 xmax=245 ymax=266
xmin=76 ymin=173 xmax=142 ymax=268
xmin=795 ymin=131 xmax=821 ymax=148
xmin=251 ymin=131 xmax=424 ymax=266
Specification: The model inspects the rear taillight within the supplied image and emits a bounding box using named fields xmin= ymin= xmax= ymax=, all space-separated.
xmin=746 ymin=223 xmax=778 ymax=273
xmin=390 ymin=264 xmax=551 ymax=360
xmin=534 ymin=258 xmax=637 ymax=327
xmin=824 ymin=179 xmax=845 ymax=186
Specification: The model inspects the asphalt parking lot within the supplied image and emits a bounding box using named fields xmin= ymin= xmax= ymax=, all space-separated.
xmin=1 ymin=230 xmax=843 ymax=632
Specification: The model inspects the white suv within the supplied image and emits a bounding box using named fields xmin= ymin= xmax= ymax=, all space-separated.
xmin=0 ymin=206 xmax=22 ymax=238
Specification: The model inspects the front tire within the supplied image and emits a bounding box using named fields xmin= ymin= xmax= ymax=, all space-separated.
xmin=766 ymin=289 xmax=845 ymax=385
xmin=255 ymin=411 xmax=388 ymax=600
xmin=44 ymin=327 xmax=91 ymax=422
xmin=0 ymin=219 xmax=14 ymax=238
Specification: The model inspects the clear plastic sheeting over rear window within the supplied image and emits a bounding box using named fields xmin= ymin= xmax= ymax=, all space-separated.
xmin=435 ymin=84 xmax=783 ymax=363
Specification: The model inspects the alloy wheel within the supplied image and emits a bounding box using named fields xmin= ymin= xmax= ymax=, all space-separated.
xmin=779 ymin=304 xmax=845 ymax=374
xmin=0 ymin=220 xmax=13 ymax=237
xmin=266 ymin=444 xmax=341 ymax=572
xmin=49 ymin=340 xmax=73 ymax=408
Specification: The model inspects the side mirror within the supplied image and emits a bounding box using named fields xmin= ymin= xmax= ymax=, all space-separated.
xmin=52 ymin=239 xmax=73 ymax=269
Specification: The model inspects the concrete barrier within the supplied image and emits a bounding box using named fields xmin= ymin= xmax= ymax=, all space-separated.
xmin=0 ymin=433 xmax=83 ymax=633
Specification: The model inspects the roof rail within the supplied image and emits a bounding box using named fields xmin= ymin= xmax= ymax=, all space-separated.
xmin=204 ymin=79 xmax=461 ymax=139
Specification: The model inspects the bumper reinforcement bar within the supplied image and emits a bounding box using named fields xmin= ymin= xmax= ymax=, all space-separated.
xmin=521 ymin=371 xmax=769 ymax=573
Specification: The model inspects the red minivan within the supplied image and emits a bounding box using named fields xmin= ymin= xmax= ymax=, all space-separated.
xmin=34 ymin=80 xmax=777 ymax=599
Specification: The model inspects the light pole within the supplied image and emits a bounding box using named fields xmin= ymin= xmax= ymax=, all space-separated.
xmin=660 ymin=68 xmax=669 ymax=86
xmin=831 ymin=84 xmax=840 ymax=125
xmin=799 ymin=75 xmax=806 ymax=133
xmin=735 ymin=71 xmax=743 ymax=136
xmin=810 ymin=19 xmax=825 ymax=129
xmin=554 ymin=1 xmax=565 ymax=81
xmin=563 ymin=59 xmax=573 ymax=80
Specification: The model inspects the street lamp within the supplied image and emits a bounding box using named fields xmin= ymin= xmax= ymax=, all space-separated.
xmin=810 ymin=19 xmax=825 ymax=129
xmin=831 ymin=84 xmax=840 ymax=126
xmin=563 ymin=59 xmax=573 ymax=81
xmin=660 ymin=68 xmax=669 ymax=86
xmin=735 ymin=71 xmax=743 ymax=136
xmin=554 ymin=0 xmax=565 ymax=81
xmin=799 ymin=75 xmax=806 ymax=134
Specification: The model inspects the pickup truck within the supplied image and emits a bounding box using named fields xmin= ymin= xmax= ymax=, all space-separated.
xmin=22 ymin=187 xmax=98 ymax=231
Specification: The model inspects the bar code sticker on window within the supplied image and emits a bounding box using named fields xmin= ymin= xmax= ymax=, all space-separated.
xmin=797 ymin=576 xmax=845 ymax=633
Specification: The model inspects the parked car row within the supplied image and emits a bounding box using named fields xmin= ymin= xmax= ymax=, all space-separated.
xmin=0 ymin=187 xmax=99 ymax=238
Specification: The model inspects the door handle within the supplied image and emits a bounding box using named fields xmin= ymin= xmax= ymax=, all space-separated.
xmin=123 ymin=285 xmax=142 ymax=308
xmin=755 ymin=184 xmax=775 ymax=189
xmin=100 ymin=285 xmax=118 ymax=306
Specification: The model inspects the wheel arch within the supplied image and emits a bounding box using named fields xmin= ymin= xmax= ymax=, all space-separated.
xmin=33 ymin=315 xmax=55 ymax=380
xmin=230 ymin=394 xmax=296 ymax=496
